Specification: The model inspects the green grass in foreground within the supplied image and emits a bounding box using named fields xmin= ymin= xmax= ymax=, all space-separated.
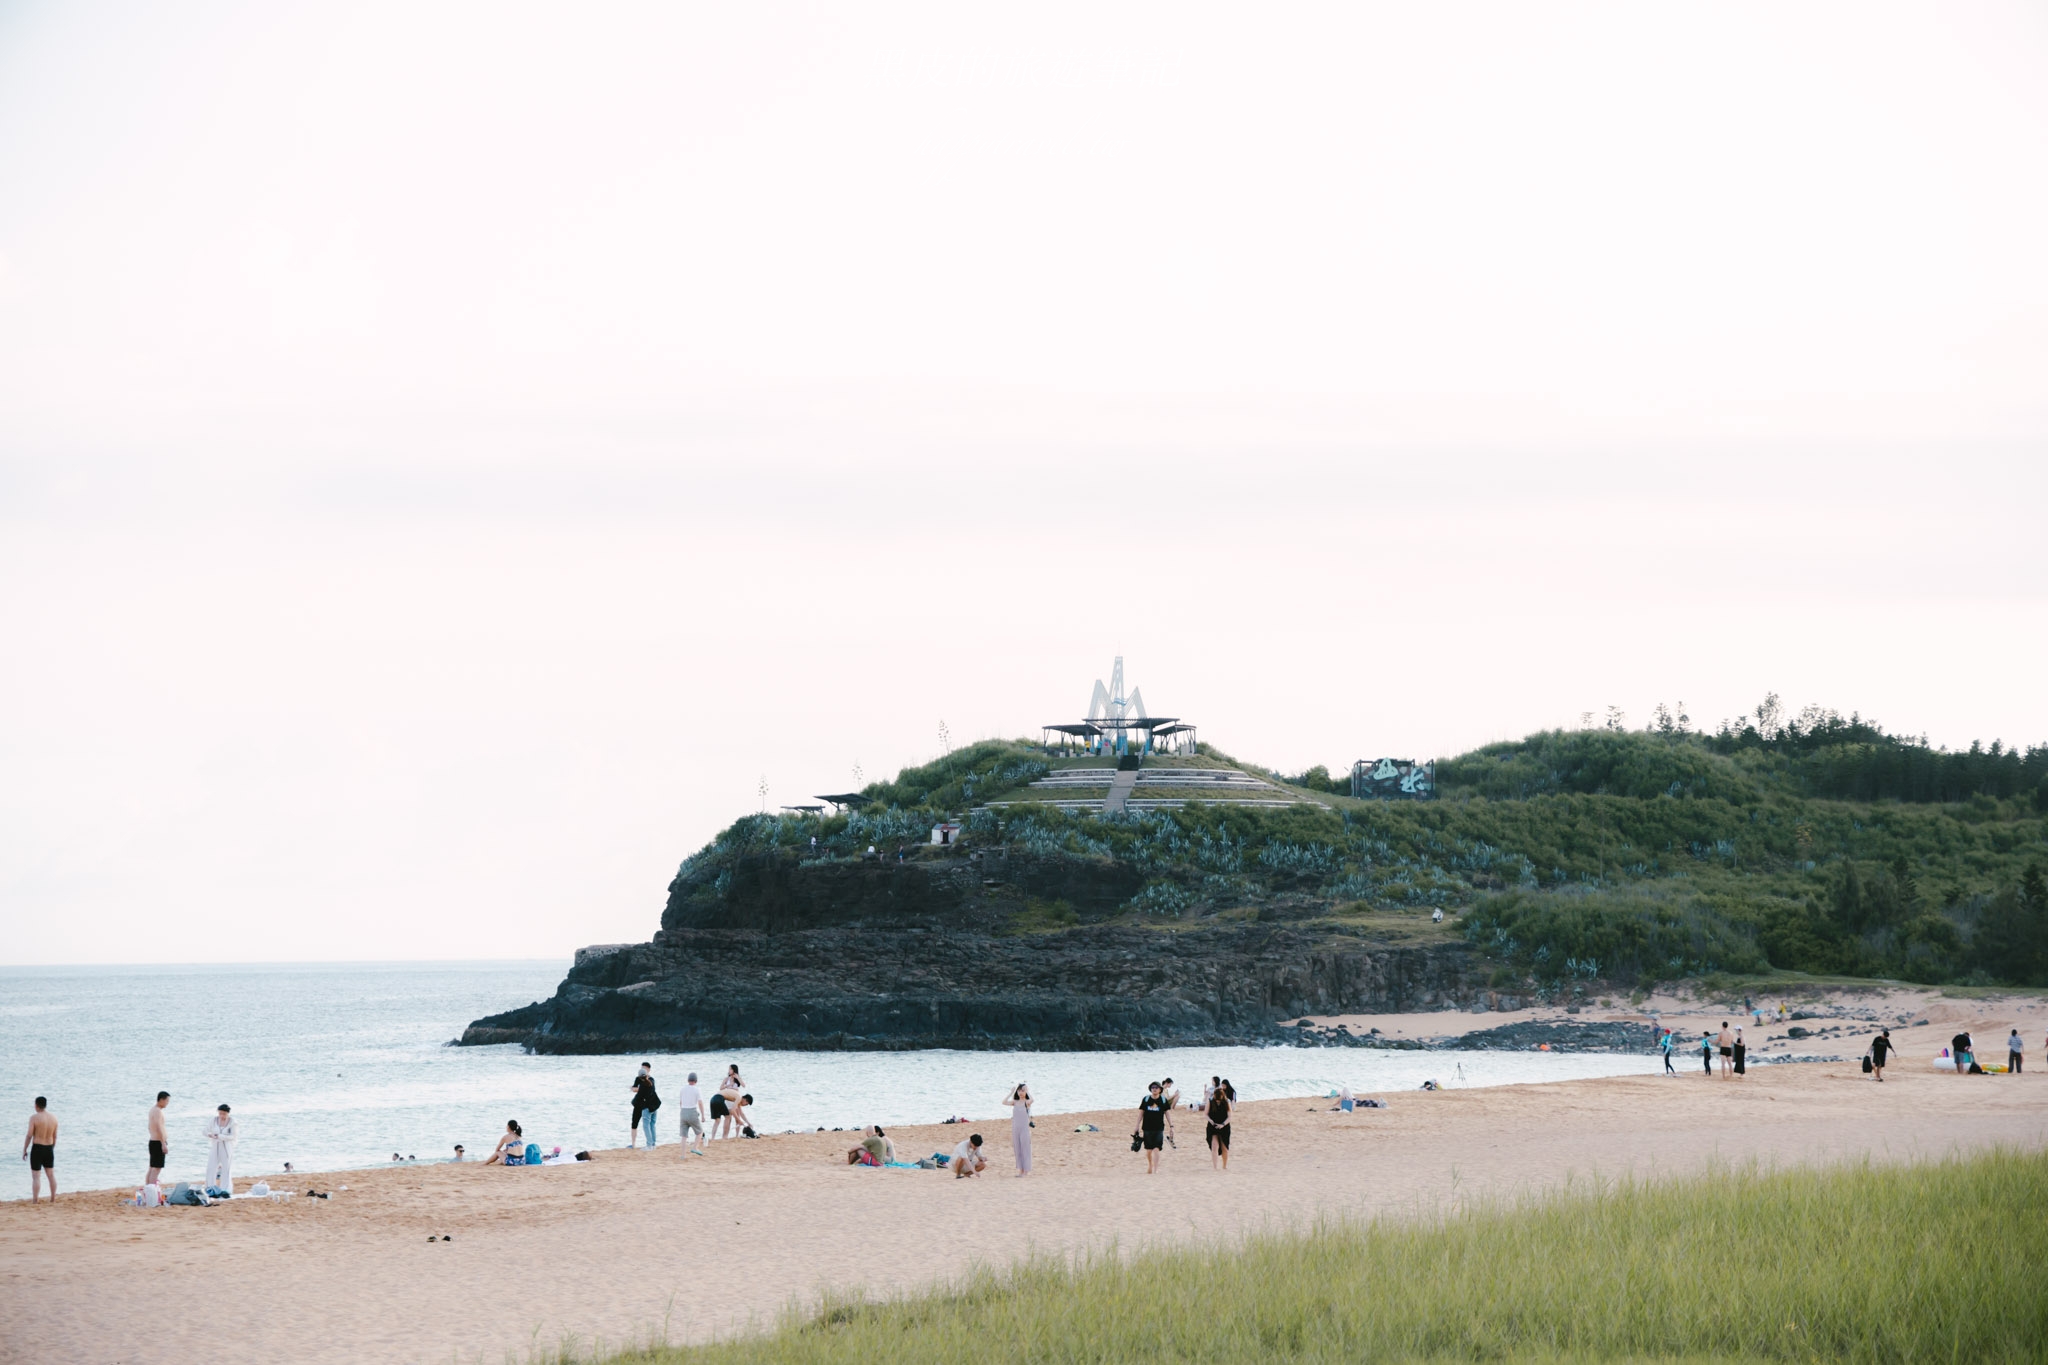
xmin=612 ymin=1148 xmax=2047 ymax=1364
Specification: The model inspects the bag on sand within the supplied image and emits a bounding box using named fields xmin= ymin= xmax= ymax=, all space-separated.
xmin=1862 ymin=1055 xmax=1874 ymax=1073
xmin=524 ymin=1143 xmax=542 ymax=1166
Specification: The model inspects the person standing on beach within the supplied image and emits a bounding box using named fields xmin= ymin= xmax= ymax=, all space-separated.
xmin=1136 ymin=1081 xmax=1168 ymax=1174
xmin=1951 ymin=1031 xmax=1974 ymax=1074
xmin=1006 ymin=1083 xmax=1032 ymax=1176
xmin=22 ymin=1097 xmax=57 ymax=1202
xmin=676 ymin=1072 xmax=706 ymax=1156
xmin=1715 ymin=1023 xmax=1734 ymax=1078
xmin=2008 ymin=1029 xmax=2023 ymax=1074
xmin=1732 ymin=1029 xmax=1746 ymax=1078
xmin=1660 ymin=1030 xmax=1676 ymax=1075
xmin=1699 ymin=1032 xmax=1714 ymax=1076
xmin=145 ymin=1091 xmax=170 ymax=1186
xmin=632 ymin=1063 xmax=660 ymax=1148
xmin=1205 ymin=1083 xmax=1232 ymax=1171
xmin=202 ymin=1104 xmax=237 ymax=1193
xmin=1871 ymin=1028 xmax=1894 ymax=1082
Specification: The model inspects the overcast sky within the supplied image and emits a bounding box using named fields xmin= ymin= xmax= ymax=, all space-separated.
xmin=3 ymin=2 xmax=2044 ymax=965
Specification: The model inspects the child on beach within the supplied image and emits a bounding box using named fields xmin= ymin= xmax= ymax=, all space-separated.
xmin=676 ymin=1074 xmax=706 ymax=1155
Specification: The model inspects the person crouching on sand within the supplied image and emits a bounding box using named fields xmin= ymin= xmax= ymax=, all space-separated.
xmin=951 ymin=1133 xmax=985 ymax=1177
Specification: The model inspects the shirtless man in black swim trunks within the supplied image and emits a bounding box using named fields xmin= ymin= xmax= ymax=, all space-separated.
xmin=23 ymin=1097 xmax=57 ymax=1202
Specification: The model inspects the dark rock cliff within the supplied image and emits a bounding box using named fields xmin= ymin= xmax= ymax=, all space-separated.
xmin=461 ymin=847 xmax=1507 ymax=1053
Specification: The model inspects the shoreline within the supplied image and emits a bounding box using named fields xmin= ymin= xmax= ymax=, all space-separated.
xmin=5 ymin=1000 xmax=2045 ymax=1365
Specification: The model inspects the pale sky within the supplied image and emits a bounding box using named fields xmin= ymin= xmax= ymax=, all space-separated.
xmin=3 ymin=2 xmax=2044 ymax=964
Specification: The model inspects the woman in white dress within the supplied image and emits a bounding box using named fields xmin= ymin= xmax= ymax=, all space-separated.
xmin=1005 ymin=1083 xmax=1033 ymax=1176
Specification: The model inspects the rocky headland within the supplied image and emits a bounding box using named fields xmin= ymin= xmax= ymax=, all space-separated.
xmin=460 ymin=843 xmax=1527 ymax=1053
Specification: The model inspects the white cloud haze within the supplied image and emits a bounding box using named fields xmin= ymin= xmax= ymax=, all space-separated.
xmin=2 ymin=2 xmax=2044 ymax=963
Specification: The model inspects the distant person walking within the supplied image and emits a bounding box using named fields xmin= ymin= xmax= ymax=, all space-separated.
xmin=1716 ymin=1023 xmax=1734 ymax=1078
xmin=2009 ymin=1029 xmax=2024 ymax=1074
xmin=23 ymin=1097 xmax=57 ymax=1202
xmin=1870 ymin=1028 xmax=1894 ymax=1082
xmin=202 ymin=1104 xmax=237 ymax=1193
xmin=145 ymin=1091 xmax=170 ymax=1186
xmin=1205 ymin=1082 xmax=1232 ymax=1171
xmin=631 ymin=1063 xmax=660 ymax=1148
xmin=676 ymin=1072 xmax=706 ymax=1156
xmin=1006 ymin=1083 xmax=1033 ymax=1176
xmin=1136 ymin=1082 xmax=1168 ymax=1174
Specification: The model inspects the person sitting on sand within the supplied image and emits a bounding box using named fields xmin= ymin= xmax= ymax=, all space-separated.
xmin=951 ymin=1133 xmax=985 ymax=1178
xmin=485 ymin=1120 xmax=523 ymax=1166
xmin=847 ymin=1125 xmax=896 ymax=1166
xmin=452 ymin=1145 xmax=466 ymax=1161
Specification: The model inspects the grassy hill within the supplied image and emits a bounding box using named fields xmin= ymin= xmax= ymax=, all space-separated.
xmin=679 ymin=713 xmax=2048 ymax=994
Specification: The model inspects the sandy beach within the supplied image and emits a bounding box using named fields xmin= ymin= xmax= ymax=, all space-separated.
xmin=4 ymin=994 xmax=2045 ymax=1365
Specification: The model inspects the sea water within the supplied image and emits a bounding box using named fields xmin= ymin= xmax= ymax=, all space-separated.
xmin=0 ymin=961 xmax=1660 ymax=1199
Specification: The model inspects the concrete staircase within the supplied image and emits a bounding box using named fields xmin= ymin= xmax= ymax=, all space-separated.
xmin=1103 ymin=768 xmax=1139 ymax=813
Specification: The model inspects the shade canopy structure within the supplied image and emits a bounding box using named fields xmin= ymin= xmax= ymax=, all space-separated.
xmin=814 ymin=792 xmax=872 ymax=812
xmin=1040 ymin=715 xmax=1194 ymax=756
xmin=778 ymin=804 xmax=825 ymax=814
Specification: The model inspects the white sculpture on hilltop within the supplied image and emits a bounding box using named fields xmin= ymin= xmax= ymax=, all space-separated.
xmin=1088 ymin=657 xmax=1145 ymax=746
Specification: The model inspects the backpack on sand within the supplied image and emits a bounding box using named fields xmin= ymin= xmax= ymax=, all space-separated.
xmin=524 ymin=1143 xmax=542 ymax=1166
xmin=1862 ymin=1055 xmax=1874 ymax=1073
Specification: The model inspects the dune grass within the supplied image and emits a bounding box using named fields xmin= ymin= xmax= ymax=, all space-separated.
xmin=607 ymin=1147 xmax=2047 ymax=1364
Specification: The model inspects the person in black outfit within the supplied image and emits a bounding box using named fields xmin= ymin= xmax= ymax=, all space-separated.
xmin=1951 ymin=1032 xmax=1975 ymax=1075
xmin=1870 ymin=1028 xmax=1894 ymax=1082
xmin=630 ymin=1063 xmax=659 ymax=1148
xmin=1205 ymin=1085 xmax=1232 ymax=1171
xmin=1135 ymin=1082 xmax=1168 ymax=1174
